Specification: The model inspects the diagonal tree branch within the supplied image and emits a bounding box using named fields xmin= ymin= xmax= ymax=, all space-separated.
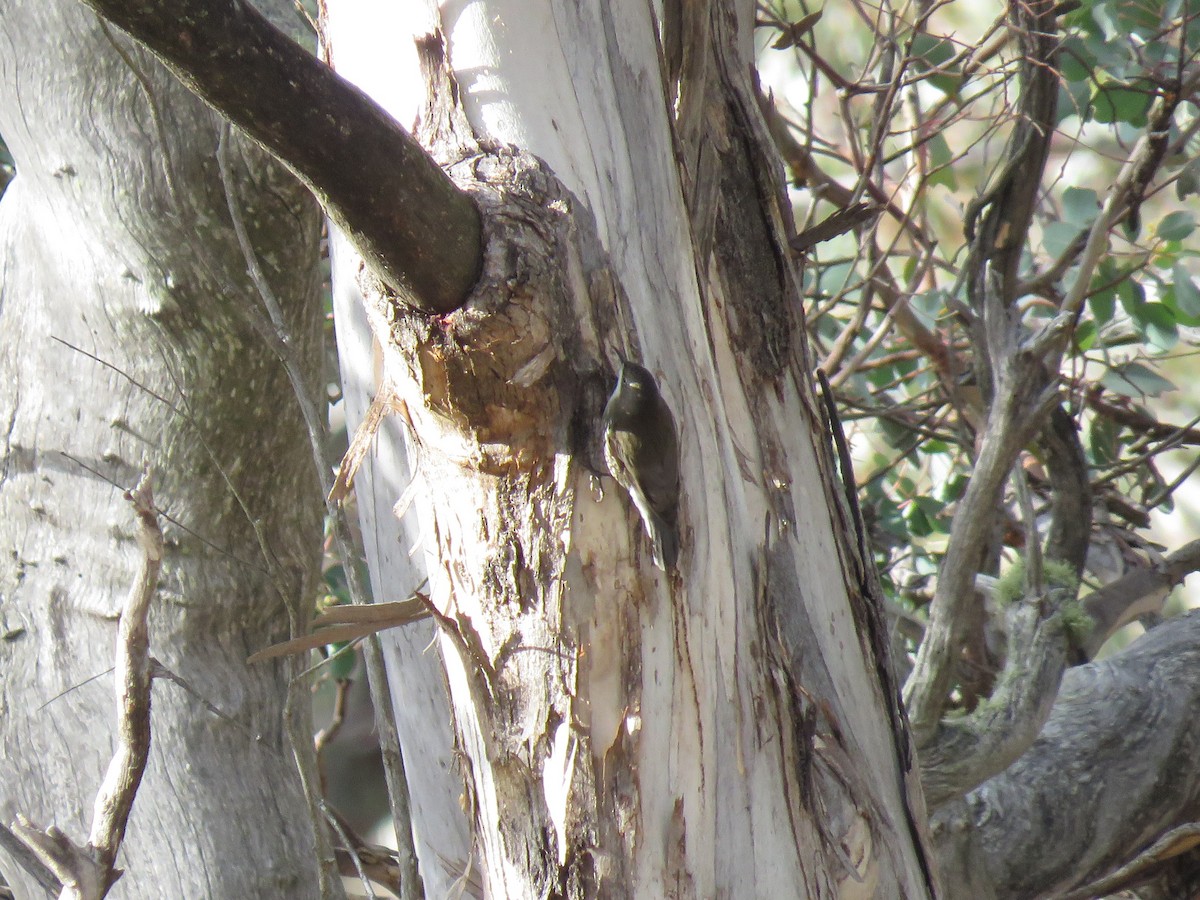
xmin=917 ymin=580 xmax=1072 ymax=809
xmin=903 ymin=0 xmax=1063 ymax=740
xmin=1081 ymin=539 xmax=1200 ymax=658
xmin=74 ymin=0 xmax=482 ymax=314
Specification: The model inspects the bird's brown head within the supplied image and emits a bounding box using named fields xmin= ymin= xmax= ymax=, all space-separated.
xmin=607 ymin=361 xmax=659 ymax=418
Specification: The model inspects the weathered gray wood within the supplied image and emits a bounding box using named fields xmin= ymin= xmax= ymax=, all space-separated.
xmin=329 ymin=229 xmax=472 ymax=897
xmin=934 ymin=610 xmax=1200 ymax=898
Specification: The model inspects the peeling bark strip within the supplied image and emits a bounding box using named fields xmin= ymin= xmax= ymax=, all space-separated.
xmin=665 ymin=5 xmax=937 ymax=893
xmin=357 ymin=146 xmax=607 ymax=895
xmin=75 ymin=0 xmax=482 ymax=313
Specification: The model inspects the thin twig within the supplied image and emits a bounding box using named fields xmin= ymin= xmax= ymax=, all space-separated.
xmin=88 ymin=472 xmax=162 ymax=871
xmin=322 ymin=800 xmax=378 ymax=900
xmin=0 ymin=821 xmax=58 ymax=893
xmin=7 ymin=471 xmax=163 ymax=900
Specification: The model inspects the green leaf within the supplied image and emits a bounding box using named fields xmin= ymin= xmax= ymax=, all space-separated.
xmin=910 ymin=31 xmax=954 ymax=67
xmin=1089 ymin=262 xmax=1121 ymax=324
xmin=1058 ymin=80 xmax=1093 ymax=124
xmin=873 ymin=496 xmax=907 ymax=541
xmin=1117 ymin=276 xmax=1145 ymax=315
xmin=1092 ymin=85 xmax=1151 ymax=126
xmin=1092 ymin=0 xmax=1163 ymax=40
xmin=879 ymin=416 xmax=915 ymax=449
xmin=926 ymin=133 xmax=957 ymax=190
xmin=820 ymin=261 xmax=855 ymax=297
xmin=1089 ymin=288 xmax=1115 ymax=325
xmin=1130 ymin=301 xmax=1178 ymax=350
xmin=1062 ymin=187 xmax=1100 ymax=227
xmin=1074 ymin=318 xmax=1097 ymax=350
xmin=910 ymin=33 xmax=963 ymax=96
xmin=865 ymin=361 xmax=901 ymax=391
xmin=1101 ymin=362 xmax=1176 ymax=398
xmin=1059 ymin=37 xmax=1092 ymax=81
xmin=1172 ymin=265 xmax=1200 ymax=321
xmin=324 ymin=642 xmax=358 ymax=681
xmin=1157 ymin=211 xmax=1196 ymax=242
xmin=1088 ymin=415 xmax=1119 ymax=465
xmin=908 ymin=288 xmax=947 ymax=330
xmin=936 ymin=473 xmax=968 ymax=503
xmin=904 ymin=501 xmax=933 ymax=537
xmin=1176 ymin=160 xmax=1200 ymax=201
xmin=1043 ymin=221 xmax=1085 ymax=258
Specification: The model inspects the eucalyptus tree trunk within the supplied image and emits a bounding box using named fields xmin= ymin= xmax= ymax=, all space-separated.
xmin=327 ymin=2 xmax=936 ymax=896
xmin=0 ymin=1 xmax=329 ymax=896
xmin=12 ymin=0 xmax=939 ymax=894
xmin=13 ymin=0 xmax=1200 ymax=896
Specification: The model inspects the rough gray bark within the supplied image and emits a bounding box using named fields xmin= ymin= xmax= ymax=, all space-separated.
xmin=934 ymin=609 xmax=1200 ymax=899
xmin=0 ymin=2 xmax=328 ymax=896
xmin=29 ymin=0 xmax=1200 ymax=896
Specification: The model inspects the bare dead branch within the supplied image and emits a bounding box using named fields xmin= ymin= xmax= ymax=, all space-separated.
xmin=918 ymin=581 xmax=1072 ymax=808
xmin=87 ymin=473 xmax=163 ymax=873
xmin=314 ymin=678 xmax=351 ymax=763
xmin=6 ymin=471 xmax=163 ymax=900
xmin=1086 ymin=388 xmax=1200 ymax=446
xmin=246 ymin=597 xmax=432 ymax=665
xmin=1063 ymin=822 xmax=1200 ymax=899
xmin=324 ymin=802 xmax=404 ymax=896
xmin=0 ymin=821 xmax=60 ymax=893
xmin=789 ymin=203 xmax=880 ymax=253
xmin=322 ymin=800 xmax=379 ymax=899
xmin=1081 ymin=539 xmax=1200 ymax=658
xmin=7 ymin=817 xmax=109 ymax=899
xmin=933 ymin=611 xmax=1200 ymax=897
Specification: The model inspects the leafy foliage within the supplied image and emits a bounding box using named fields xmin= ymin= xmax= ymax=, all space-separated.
xmin=758 ymin=0 xmax=1200 ymax=703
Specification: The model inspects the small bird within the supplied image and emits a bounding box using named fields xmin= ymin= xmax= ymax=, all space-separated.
xmin=602 ymin=360 xmax=681 ymax=570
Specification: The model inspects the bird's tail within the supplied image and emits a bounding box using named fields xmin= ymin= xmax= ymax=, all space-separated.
xmin=650 ymin=512 xmax=679 ymax=571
